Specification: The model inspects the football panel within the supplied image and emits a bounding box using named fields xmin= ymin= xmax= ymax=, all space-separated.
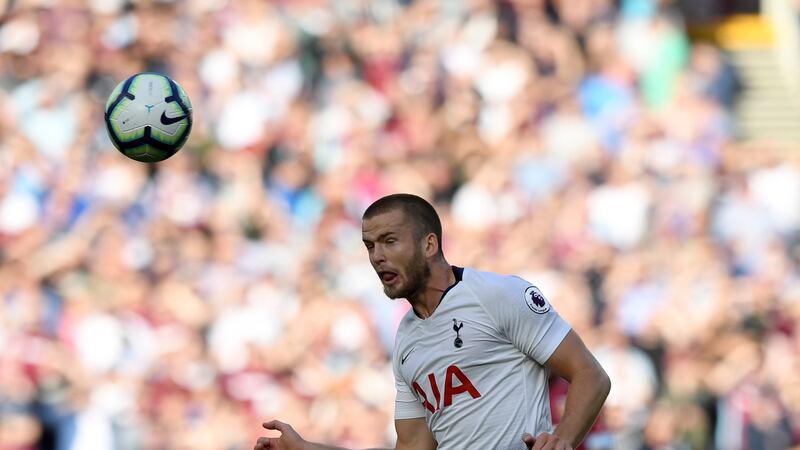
xmin=151 ymin=101 xmax=190 ymax=136
xmin=150 ymin=124 xmax=187 ymax=144
xmin=121 ymin=144 xmax=175 ymax=163
xmin=105 ymin=79 xmax=127 ymax=112
xmin=106 ymin=98 xmax=137 ymax=130
xmin=130 ymin=73 xmax=173 ymax=106
xmin=108 ymin=116 xmax=148 ymax=143
xmin=173 ymin=81 xmax=193 ymax=113
xmin=171 ymin=79 xmax=193 ymax=151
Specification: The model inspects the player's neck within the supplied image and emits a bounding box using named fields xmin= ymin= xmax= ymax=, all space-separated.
xmin=408 ymin=260 xmax=456 ymax=319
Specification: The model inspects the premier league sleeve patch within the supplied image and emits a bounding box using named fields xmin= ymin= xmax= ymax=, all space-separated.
xmin=524 ymin=286 xmax=550 ymax=314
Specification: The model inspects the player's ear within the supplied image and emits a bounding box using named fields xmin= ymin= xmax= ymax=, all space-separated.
xmin=423 ymin=232 xmax=439 ymax=258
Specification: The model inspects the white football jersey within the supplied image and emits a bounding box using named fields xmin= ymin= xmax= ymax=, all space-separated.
xmin=393 ymin=267 xmax=571 ymax=450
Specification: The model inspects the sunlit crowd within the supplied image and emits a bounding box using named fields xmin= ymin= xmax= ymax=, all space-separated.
xmin=1 ymin=1 xmax=799 ymax=449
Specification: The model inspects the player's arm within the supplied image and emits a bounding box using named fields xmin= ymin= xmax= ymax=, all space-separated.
xmin=471 ymin=274 xmax=608 ymax=450
xmin=395 ymin=418 xmax=437 ymax=450
xmin=526 ymin=330 xmax=610 ymax=450
xmin=254 ymin=417 xmax=436 ymax=450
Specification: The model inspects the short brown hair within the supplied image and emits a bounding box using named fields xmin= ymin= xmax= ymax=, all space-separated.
xmin=363 ymin=194 xmax=444 ymax=256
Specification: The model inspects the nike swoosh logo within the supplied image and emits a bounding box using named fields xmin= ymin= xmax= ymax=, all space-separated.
xmin=160 ymin=111 xmax=187 ymax=125
xmin=400 ymin=347 xmax=415 ymax=365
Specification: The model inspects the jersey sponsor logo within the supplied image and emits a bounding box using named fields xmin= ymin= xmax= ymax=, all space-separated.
xmin=412 ymin=365 xmax=482 ymax=414
xmin=524 ymin=286 xmax=550 ymax=314
xmin=400 ymin=347 xmax=416 ymax=364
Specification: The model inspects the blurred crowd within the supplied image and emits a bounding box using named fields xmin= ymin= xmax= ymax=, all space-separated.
xmin=1 ymin=0 xmax=800 ymax=449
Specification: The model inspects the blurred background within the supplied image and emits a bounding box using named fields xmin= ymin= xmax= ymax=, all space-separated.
xmin=2 ymin=0 xmax=800 ymax=449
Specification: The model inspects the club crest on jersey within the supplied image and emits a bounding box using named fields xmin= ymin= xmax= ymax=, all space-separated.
xmin=524 ymin=286 xmax=550 ymax=314
xmin=452 ymin=319 xmax=464 ymax=348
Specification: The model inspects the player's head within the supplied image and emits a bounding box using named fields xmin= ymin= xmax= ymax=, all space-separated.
xmin=361 ymin=194 xmax=444 ymax=299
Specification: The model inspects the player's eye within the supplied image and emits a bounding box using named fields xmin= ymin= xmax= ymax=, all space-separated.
xmin=385 ymin=238 xmax=396 ymax=244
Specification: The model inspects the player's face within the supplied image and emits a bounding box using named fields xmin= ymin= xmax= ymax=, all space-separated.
xmin=362 ymin=209 xmax=431 ymax=299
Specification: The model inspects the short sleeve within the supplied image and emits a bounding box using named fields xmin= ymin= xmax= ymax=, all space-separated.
xmin=471 ymin=272 xmax=571 ymax=365
xmin=393 ymin=360 xmax=427 ymax=420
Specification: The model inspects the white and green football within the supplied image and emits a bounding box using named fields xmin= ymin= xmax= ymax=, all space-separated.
xmin=104 ymin=73 xmax=193 ymax=163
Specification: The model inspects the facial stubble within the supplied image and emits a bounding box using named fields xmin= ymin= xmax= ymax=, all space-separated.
xmin=385 ymin=245 xmax=431 ymax=300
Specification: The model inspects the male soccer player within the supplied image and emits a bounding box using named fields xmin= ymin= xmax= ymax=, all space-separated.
xmin=255 ymin=194 xmax=610 ymax=450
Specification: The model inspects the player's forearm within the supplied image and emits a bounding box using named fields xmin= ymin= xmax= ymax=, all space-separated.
xmin=553 ymin=365 xmax=610 ymax=447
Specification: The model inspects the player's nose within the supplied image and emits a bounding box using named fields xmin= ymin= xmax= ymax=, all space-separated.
xmin=370 ymin=245 xmax=386 ymax=264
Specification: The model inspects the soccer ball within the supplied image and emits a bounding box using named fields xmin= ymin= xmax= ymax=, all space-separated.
xmin=104 ymin=72 xmax=193 ymax=163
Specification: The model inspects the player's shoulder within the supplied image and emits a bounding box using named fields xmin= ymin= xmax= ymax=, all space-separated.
xmin=397 ymin=307 xmax=418 ymax=330
xmin=462 ymin=267 xmax=531 ymax=292
xmin=462 ymin=268 xmax=551 ymax=314
xmin=394 ymin=308 xmax=419 ymax=344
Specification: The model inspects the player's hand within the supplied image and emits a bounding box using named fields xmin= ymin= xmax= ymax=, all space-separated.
xmin=254 ymin=420 xmax=307 ymax=450
xmin=522 ymin=432 xmax=573 ymax=450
